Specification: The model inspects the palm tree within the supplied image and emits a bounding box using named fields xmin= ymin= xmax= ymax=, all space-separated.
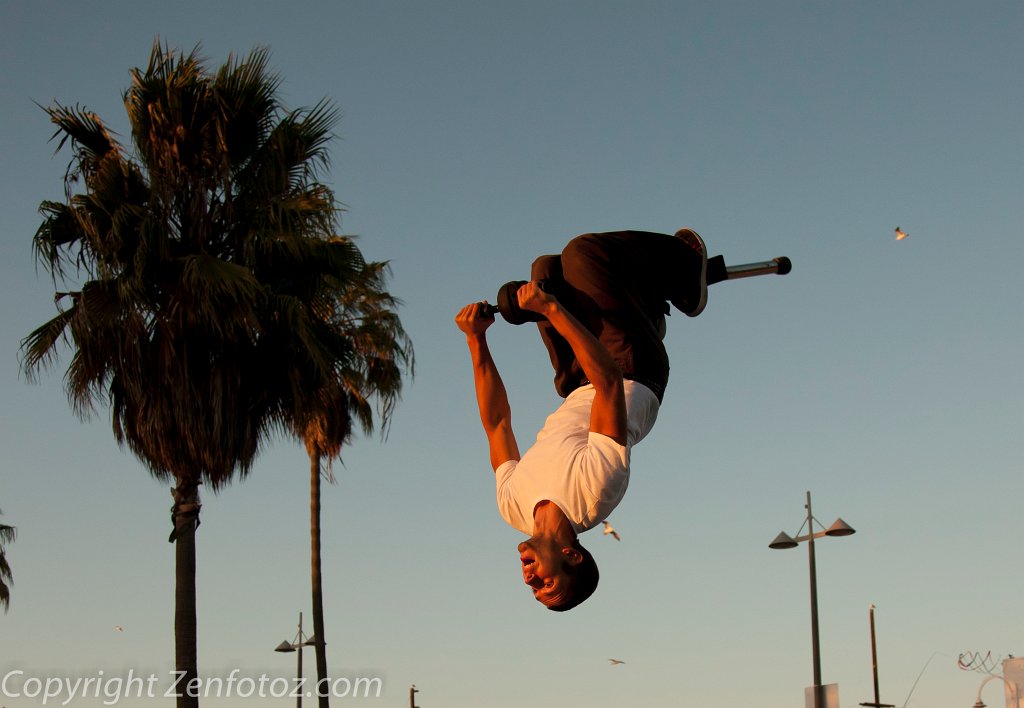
xmin=21 ymin=42 xmax=382 ymax=707
xmin=0 ymin=510 xmax=15 ymax=612
xmin=290 ymin=260 xmax=412 ymax=706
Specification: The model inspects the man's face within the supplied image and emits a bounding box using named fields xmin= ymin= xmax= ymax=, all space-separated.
xmin=517 ymin=537 xmax=571 ymax=607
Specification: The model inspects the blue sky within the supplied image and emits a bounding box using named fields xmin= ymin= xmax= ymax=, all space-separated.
xmin=1 ymin=2 xmax=1022 ymax=707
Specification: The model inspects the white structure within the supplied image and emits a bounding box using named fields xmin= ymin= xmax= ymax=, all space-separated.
xmin=974 ymin=657 xmax=1023 ymax=708
xmin=805 ymin=683 xmax=839 ymax=708
xmin=1004 ymin=658 xmax=1024 ymax=708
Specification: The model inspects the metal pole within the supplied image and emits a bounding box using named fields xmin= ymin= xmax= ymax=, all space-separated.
xmin=869 ymin=605 xmax=880 ymax=706
xmin=806 ymin=491 xmax=822 ymax=708
xmin=859 ymin=604 xmax=894 ymax=707
xmin=297 ymin=613 xmax=304 ymax=708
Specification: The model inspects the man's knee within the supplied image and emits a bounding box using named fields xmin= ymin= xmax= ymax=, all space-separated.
xmin=562 ymin=233 xmax=605 ymax=262
xmin=531 ymin=254 xmax=563 ymax=281
xmin=561 ymin=233 xmax=618 ymax=289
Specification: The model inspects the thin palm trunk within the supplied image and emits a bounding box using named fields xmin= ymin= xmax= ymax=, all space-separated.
xmin=0 ymin=514 xmax=14 ymax=613
xmin=172 ymin=480 xmax=200 ymax=708
xmin=310 ymin=452 xmax=330 ymax=707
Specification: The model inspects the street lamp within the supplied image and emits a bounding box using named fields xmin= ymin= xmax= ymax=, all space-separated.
xmin=972 ymin=673 xmax=1020 ymax=708
xmin=275 ymin=611 xmax=317 ymax=708
xmin=770 ymin=491 xmax=855 ymax=708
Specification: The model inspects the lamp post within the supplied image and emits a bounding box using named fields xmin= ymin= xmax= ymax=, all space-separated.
xmin=859 ymin=604 xmax=894 ymax=708
xmin=769 ymin=491 xmax=855 ymax=708
xmin=275 ymin=611 xmax=317 ymax=708
xmin=972 ymin=674 xmax=1019 ymax=708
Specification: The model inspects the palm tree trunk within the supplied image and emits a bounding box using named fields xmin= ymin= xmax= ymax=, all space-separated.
xmin=310 ymin=452 xmax=330 ymax=708
xmin=172 ymin=479 xmax=201 ymax=708
xmin=0 ymin=519 xmax=15 ymax=613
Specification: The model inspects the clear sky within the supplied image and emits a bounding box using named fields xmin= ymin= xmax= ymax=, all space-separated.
xmin=1 ymin=2 xmax=1022 ymax=707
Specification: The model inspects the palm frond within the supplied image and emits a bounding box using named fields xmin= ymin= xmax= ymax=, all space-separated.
xmin=242 ymin=100 xmax=339 ymax=200
xmin=33 ymin=201 xmax=84 ymax=281
xmin=64 ymin=281 xmax=135 ymax=417
xmin=212 ymin=46 xmax=280 ymax=168
xmin=177 ymin=254 xmax=263 ymax=335
xmin=20 ymin=305 xmax=77 ymax=379
xmin=0 ymin=519 xmax=15 ymax=546
xmin=290 ymin=98 xmax=340 ymax=175
xmin=125 ymin=42 xmax=214 ymax=188
xmin=42 ymin=102 xmax=121 ymax=178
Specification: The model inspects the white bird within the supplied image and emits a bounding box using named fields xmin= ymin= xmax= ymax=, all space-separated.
xmin=895 ymin=226 xmax=909 ymax=241
xmin=609 ymin=659 xmax=626 ymax=666
xmin=114 ymin=625 xmax=124 ymax=632
xmin=602 ymin=521 xmax=620 ymax=541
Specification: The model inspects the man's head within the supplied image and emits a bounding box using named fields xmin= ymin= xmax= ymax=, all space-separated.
xmin=518 ymin=537 xmax=599 ymax=611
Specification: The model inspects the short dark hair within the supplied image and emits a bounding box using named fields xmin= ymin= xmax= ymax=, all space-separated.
xmin=547 ymin=541 xmax=599 ymax=612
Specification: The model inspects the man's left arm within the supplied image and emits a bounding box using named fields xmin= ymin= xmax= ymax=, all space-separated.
xmin=517 ymin=282 xmax=627 ymax=445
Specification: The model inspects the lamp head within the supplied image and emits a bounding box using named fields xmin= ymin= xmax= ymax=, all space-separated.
xmin=274 ymin=640 xmax=296 ymax=653
xmin=825 ymin=518 xmax=855 ymax=537
xmin=769 ymin=531 xmax=799 ymax=550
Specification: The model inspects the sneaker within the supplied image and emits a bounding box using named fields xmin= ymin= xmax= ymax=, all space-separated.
xmin=672 ymin=228 xmax=708 ymax=317
xmin=496 ymin=280 xmax=546 ymax=325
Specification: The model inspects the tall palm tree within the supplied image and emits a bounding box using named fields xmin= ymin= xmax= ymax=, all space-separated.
xmin=291 ymin=260 xmax=412 ymax=706
xmin=21 ymin=42 xmax=378 ymax=708
xmin=0 ymin=510 xmax=15 ymax=612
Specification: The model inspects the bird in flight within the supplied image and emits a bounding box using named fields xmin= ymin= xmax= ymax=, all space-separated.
xmin=602 ymin=521 xmax=620 ymax=541
xmin=114 ymin=625 xmax=124 ymax=632
xmin=609 ymin=659 xmax=626 ymax=666
xmin=895 ymin=226 xmax=909 ymax=241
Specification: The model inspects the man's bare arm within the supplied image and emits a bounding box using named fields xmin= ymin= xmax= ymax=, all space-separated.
xmin=517 ymin=283 xmax=627 ymax=445
xmin=455 ymin=302 xmax=521 ymax=470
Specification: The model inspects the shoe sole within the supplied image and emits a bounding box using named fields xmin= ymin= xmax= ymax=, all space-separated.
xmin=675 ymin=228 xmax=708 ymax=317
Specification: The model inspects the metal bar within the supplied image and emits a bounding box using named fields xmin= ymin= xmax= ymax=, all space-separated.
xmin=725 ymin=256 xmax=792 ymax=280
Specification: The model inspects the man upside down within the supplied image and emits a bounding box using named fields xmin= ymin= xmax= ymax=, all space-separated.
xmin=455 ymin=229 xmax=710 ymax=611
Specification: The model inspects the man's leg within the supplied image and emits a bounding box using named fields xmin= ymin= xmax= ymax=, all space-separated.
xmin=531 ymin=253 xmax=588 ymax=396
xmin=559 ymin=230 xmax=706 ymax=400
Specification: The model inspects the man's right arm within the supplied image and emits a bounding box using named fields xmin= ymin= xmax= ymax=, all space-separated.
xmin=516 ymin=282 xmax=627 ymax=446
xmin=455 ymin=302 xmax=521 ymax=471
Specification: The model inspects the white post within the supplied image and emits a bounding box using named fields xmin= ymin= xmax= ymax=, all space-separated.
xmin=1004 ymin=658 xmax=1024 ymax=708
